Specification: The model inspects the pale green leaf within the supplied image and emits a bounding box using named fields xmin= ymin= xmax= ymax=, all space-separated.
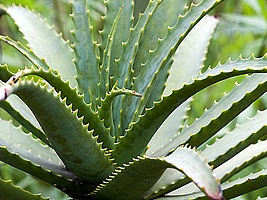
xmin=0 ymin=178 xmax=48 ymax=200
xmin=70 ymin=0 xmax=100 ymax=103
xmin=1 ymin=79 xmax=115 ymax=183
xmin=6 ymin=6 xmax=77 ymax=87
xmin=94 ymin=147 xmax=223 ymax=200
xmin=146 ymin=15 xmax=218 ymax=156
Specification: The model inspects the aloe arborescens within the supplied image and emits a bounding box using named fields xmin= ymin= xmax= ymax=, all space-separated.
xmin=0 ymin=0 xmax=266 ymax=199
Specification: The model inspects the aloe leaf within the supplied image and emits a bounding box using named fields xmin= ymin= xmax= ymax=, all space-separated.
xmin=112 ymin=55 xmax=267 ymax=165
xmin=145 ymin=169 xmax=190 ymax=200
xmin=5 ymin=6 xmax=77 ymax=87
xmin=152 ymin=73 xmax=267 ymax=157
xmin=0 ymin=146 xmax=95 ymax=198
xmin=0 ymin=178 xmax=48 ymax=200
xmin=146 ymin=15 xmax=218 ymax=156
xmin=214 ymin=139 xmax=267 ymax=182
xmin=99 ymin=86 xmax=141 ymax=138
xmin=0 ymin=64 xmax=13 ymax=82
xmin=221 ymin=169 xmax=267 ymax=200
xmin=99 ymin=6 xmax=123 ymax=100
xmin=201 ymin=109 xmax=267 ymax=168
xmin=154 ymin=170 xmax=267 ymax=200
xmin=70 ymin=0 xmax=100 ymax=104
xmin=6 ymin=67 xmax=114 ymax=149
xmin=0 ymin=36 xmax=50 ymax=70
xmin=0 ymin=118 xmax=71 ymax=178
xmin=94 ymin=147 xmax=223 ymax=200
xmin=133 ymin=0 xmax=188 ymax=76
xmin=0 ymin=101 xmax=50 ymax=146
xmin=121 ymin=0 xmax=223 ymax=134
xmin=112 ymin=0 xmax=159 ymax=136
xmin=99 ymin=0 xmax=133 ymax=64
xmin=0 ymin=79 xmax=115 ymax=183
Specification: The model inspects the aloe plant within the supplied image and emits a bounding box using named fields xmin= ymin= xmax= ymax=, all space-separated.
xmin=0 ymin=0 xmax=266 ymax=199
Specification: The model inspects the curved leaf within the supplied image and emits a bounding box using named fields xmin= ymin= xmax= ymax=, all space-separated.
xmin=93 ymin=147 xmax=223 ymax=200
xmin=153 ymin=73 xmax=267 ymax=157
xmin=0 ymin=178 xmax=48 ymax=200
xmin=6 ymin=5 xmax=77 ymax=87
xmin=0 ymin=79 xmax=115 ymax=183
xmin=70 ymin=0 xmax=100 ymax=104
xmin=120 ymin=0 xmax=223 ymax=134
xmin=0 ymin=101 xmax=50 ymax=146
xmin=5 ymin=67 xmax=115 ymax=149
xmin=202 ymin=109 xmax=267 ymax=167
xmin=0 ymin=36 xmax=50 ymax=70
xmin=112 ymin=55 xmax=267 ymax=165
xmin=99 ymin=0 xmax=133 ymax=64
xmin=146 ymin=15 xmax=218 ymax=156
xmin=214 ymin=139 xmax=267 ymax=182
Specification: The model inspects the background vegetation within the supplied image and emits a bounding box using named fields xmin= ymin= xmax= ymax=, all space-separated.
xmin=0 ymin=0 xmax=266 ymax=199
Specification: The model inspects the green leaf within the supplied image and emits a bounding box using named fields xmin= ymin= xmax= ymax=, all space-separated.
xmin=0 ymin=118 xmax=71 ymax=178
xmin=99 ymin=6 xmax=123 ymax=100
xmin=214 ymin=139 xmax=267 ymax=182
xmin=0 ymin=178 xmax=48 ymax=200
xmin=146 ymin=15 xmax=218 ymax=156
xmin=221 ymin=169 xmax=267 ymax=200
xmin=154 ymin=73 xmax=267 ymax=157
xmin=112 ymin=55 xmax=267 ymax=166
xmin=99 ymin=86 xmax=141 ymax=138
xmin=111 ymin=0 xmax=159 ymax=137
xmin=99 ymin=0 xmax=133 ymax=64
xmin=153 ymin=170 xmax=267 ymax=200
xmin=0 ymin=145 xmax=94 ymax=198
xmin=132 ymin=0 xmax=188 ymax=76
xmin=70 ymin=0 xmax=100 ymax=104
xmin=201 ymin=109 xmax=267 ymax=168
xmin=94 ymin=147 xmax=223 ymax=200
xmin=120 ymin=0 xmax=223 ymax=133
xmin=0 ymin=64 xmax=13 ymax=82
xmin=1 ymin=79 xmax=115 ymax=183
xmin=0 ymin=36 xmax=50 ymax=70
xmin=0 ymin=100 xmax=50 ymax=147
xmin=5 ymin=67 xmax=115 ymax=150
xmin=5 ymin=5 xmax=77 ymax=87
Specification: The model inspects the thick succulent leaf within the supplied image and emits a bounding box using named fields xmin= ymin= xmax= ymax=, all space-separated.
xmin=5 ymin=5 xmax=77 ymax=87
xmin=179 ymin=169 xmax=267 ymax=200
xmin=0 ymin=65 xmax=42 ymax=130
xmin=99 ymin=0 xmax=133 ymax=64
xmin=99 ymin=86 xmax=141 ymax=138
xmin=99 ymin=6 xmax=123 ymax=100
xmin=132 ymin=0 xmax=188 ymax=76
xmin=0 ymin=64 xmax=13 ymax=82
xmin=0 ymin=101 xmax=50 ymax=146
xmin=0 ymin=118 xmax=73 ymax=178
xmin=201 ymin=109 xmax=267 ymax=168
xmin=0 ymin=36 xmax=50 ymax=70
xmin=120 ymin=0 xmax=223 ymax=133
xmin=0 ymin=79 xmax=115 ymax=183
xmin=145 ymin=169 xmax=190 ymax=200
xmin=112 ymin=0 xmax=159 ymax=137
xmin=0 ymin=145 xmax=95 ymax=197
xmin=70 ymin=0 xmax=100 ymax=104
xmin=146 ymin=108 xmax=267 ymax=198
xmin=112 ymin=55 xmax=267 ymax=165
xmin=6 ymin=67 xmax=114 ymax=149
xmin=93 ymin=147 xmax=223 ymax=200
xmin=0 ymin=178 xmax=48 ymax=200
xmin=146 ymin=15 xmax=218 ymax=156
xmin=221 ymin=169 xmax=267 ymax=200
xmin=152 ymin=73 xmax=267 ymax=157
xmin=214 ymin=139 xmax=267 ymax=182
